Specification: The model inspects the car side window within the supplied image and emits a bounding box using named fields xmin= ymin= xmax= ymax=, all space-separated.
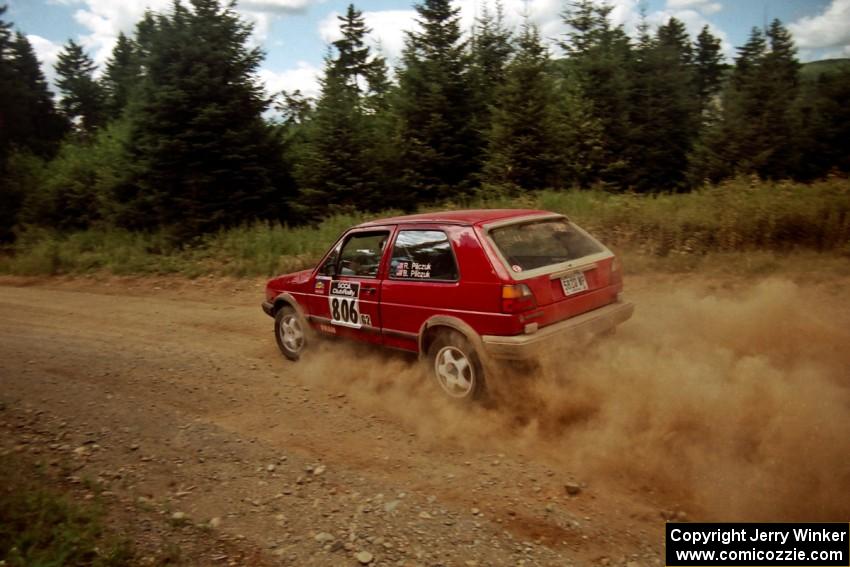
xmin=390 ymin=230 xmax=458 ymax=281
xmin=318 ymin=246 xmax=339 ymax=276
xmin=336 ymin=232 xmax=389 ymax=278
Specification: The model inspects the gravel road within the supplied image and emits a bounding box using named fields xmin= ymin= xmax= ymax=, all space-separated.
xmin=2 ymin=273 xmax=848 ymax=566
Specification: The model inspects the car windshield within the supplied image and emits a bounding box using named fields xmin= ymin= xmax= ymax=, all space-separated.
xmin=489 ymin=218 xmax=604 ymax=272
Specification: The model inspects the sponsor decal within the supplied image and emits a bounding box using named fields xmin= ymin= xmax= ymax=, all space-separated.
xmin=410 ymin=262 xmax=431 ymax=279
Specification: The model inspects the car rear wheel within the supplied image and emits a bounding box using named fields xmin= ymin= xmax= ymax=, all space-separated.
xmin=275 ymin=306 xmax=306 ymax=360
xmin=428 ymin=332 xmax=485 ymax=401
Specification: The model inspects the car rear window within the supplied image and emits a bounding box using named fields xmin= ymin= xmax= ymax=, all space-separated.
xmin=489 ymin=218 xmax=603 ymax=272
xmin=390 ymin=230 xmax=458 ymax=281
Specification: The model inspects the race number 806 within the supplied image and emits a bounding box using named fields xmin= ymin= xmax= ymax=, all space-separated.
xmin=331 ymin=296 xmax=359 ymax=325
xmin=328 ymin=281 xmax=361 ymax=328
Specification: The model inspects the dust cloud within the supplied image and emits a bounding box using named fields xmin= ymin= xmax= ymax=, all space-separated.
xmin=296 ymin=278 xmax=850 ymax=522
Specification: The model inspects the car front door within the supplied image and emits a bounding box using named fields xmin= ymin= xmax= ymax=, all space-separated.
xmin=305 ymin=228 xmax=391 ymax=345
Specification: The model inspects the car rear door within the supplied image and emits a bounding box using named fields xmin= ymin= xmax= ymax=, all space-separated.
xmin=305 ymin=228 xmax=392 ymax=345
xmin=379 ymin=226 xmax=466 ymax=352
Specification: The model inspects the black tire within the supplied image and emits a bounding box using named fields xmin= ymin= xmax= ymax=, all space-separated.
xmin=427 ymin=331 xmax=486 ymax=401
xmin=274 ymin=305 xmax=306 ymax=361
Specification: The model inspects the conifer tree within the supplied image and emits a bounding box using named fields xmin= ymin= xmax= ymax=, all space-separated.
xmin=124 ymin=0 xmax=292 ymax=234
xmin=332 ymin=5 xmax=372 ymax=93
xmin=560 ymin=0 xmax=633 ymax=187
xmin=484 ymin=21 xmax=562 ymax=191
xmin=0 ymin=8 xmax=23 ymax=240
xmin=656 ymin=17 xmax=692 ymax=64
xmin=0 ymin=11 xmax=67 ymax=241
xmin=296 ymin=4 xmax=396 ymax=215
xmin=397 ymin=0 xmax=481 ymax=202
xmin=689 ymin=21 xmax=801 ymax=181
xmin=689 ymin=28 xmax=765 ymax=182
xmin=693 ymin=25 xmax=724 ymax=116
xmin=469 ymin=2 xmax=513 ymax=141
xmin=102 ymin=32 xmax=141 ymax=120
xmin=277 ymin=90 xmax=313 ymax=126
xmin=55 ymin=40 xmax=105 ymax=133
xmin=626 ymin=17 xmax=698 ymax=191
xmin=0 ymin=6 xmax=13 ymax=215
xmin=732 ymin=27 xmax=766 ymax=87
xmin=759 ymin=18 xmax=800 ymax=178
xmin=2 ymin=8 xmax=64 ymax=162
xmin=557 ymin=79 xmax=606 ymax=188
xmin=4 ymin=31 xmax=66 ymax=157
xmin=134 ymin=11 xmax=158 ymax=63
xmin=0 ymin=5 xmax=14 ymax=160
xmin=794 ymin=68 xmax=850 ymax=178
xmin=297 ymin=53 xmax=373 ymax=213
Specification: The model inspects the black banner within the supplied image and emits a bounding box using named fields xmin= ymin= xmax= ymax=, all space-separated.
xmin=666 ymin=523 xmax=849 ymax=566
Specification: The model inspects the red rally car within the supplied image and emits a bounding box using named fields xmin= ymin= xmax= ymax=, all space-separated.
xmin=262 ymin=209 xmax=634 ymax=400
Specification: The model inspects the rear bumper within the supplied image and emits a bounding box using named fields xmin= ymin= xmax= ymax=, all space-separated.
xmin=480 ymin=300 xmax=635 ymax=360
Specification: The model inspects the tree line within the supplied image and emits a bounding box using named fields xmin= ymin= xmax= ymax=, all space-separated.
xmin=1 ymin=0 xmax=848 ymax=242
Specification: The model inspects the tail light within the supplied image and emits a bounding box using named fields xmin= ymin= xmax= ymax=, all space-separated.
xmin=611 ymin=256 xmax=622 ymax=283
xmin=501 ymin=284 xmax=536 ymax=313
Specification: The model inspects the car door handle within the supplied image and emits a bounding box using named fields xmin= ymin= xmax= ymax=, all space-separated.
xmin=363 ymin=287 xmax=377 ymax=295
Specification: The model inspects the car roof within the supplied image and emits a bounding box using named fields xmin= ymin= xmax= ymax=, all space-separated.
xmin=355 ymin=209 xmax=557 ymax=228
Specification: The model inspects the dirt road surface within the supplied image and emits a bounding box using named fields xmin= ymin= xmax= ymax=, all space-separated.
xmin=2 ymin=273 xmax=849 ymax=566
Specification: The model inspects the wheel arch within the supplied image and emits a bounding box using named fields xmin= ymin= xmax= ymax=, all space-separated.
xmin=272 ymin=293 xmax=307 ymax=320
xmin=418 ymin=316 xmax=487 ymax=362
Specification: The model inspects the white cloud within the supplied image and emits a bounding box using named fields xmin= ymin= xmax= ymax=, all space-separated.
xmin=52 ymin=0 xmax=325 ymax=68
xmin=241 ymin=0 xmax=325 ymax=43
xmin=258 ymin=61 xmax=322 ymax=99
xmin=666 ymin=0 xmax=723 ymax=14
xmin=29 ymin=0 xmax=331 ymax=97
xmin=63 ymin=0 xmax=172 ymax=68
xmin=240 ymin=0 xmax=318 ymax=14
xmin=788 ymin=0 xmax=850 ymax=50
xmin=702 ymin=3 xmax=722 ymax=16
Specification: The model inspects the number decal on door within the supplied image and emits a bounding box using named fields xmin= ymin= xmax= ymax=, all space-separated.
xmin=329 ymin=281 xmax=360 ymax=328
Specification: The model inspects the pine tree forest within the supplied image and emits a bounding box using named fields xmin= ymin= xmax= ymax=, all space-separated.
xmin=1 ymin=0 xmax=849 ymax=243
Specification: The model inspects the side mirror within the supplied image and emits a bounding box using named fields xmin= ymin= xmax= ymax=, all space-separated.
xmin=318 ymin=254 xmax=338 ymax=278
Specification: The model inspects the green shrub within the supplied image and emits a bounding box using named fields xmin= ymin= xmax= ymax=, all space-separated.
xmin=0 ymin=458 xmax=133 ymax=566
xmin=1 ymin=178 xmax=847 ymax=276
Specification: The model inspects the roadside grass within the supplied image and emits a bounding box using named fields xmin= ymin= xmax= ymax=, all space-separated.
xmin=0 ymin=456 xmax=133 ymax=566
xmin=467 ymin=176 xmax=850 ymax=257
xmin=1 ymin=177 xmax=847 ymax=277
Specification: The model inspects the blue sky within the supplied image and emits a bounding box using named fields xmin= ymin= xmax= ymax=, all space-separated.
xmin=6 ymin=0 xmax=850 ymax=99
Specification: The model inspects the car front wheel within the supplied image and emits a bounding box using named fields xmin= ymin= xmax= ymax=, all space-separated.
xmin=275 ymin=306 xmax=306 ymax=360
xmin=428 ymin=332 xmax=485 ymax=401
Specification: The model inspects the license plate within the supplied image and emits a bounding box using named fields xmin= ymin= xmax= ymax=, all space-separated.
xmin=561 ymin=271 xmax=588 ymax=296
